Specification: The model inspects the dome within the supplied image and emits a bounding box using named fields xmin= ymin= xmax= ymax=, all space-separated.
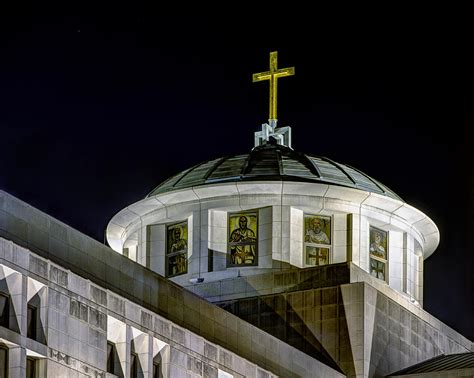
xmin=147 ymin=142 xmax=402 ymax=201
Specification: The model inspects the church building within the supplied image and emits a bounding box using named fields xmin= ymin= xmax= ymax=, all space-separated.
xmin=0 ymin=52 xmax=472 ymax=377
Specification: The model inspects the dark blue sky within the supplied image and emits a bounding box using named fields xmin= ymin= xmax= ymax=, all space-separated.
xmin=1 ymin=13 xmax=473 ymax=340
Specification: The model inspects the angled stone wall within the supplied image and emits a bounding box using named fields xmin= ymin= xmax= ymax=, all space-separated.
xmin=187 ymin=263 xmax=350 ymax=302
xmin=0 ymin=190 xmax=343 ymax=377
xmin=217 ymin=282 xmax=473 ymax=377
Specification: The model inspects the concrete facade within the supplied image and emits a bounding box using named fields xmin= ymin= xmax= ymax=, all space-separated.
xmin=0 ymin=190 xmax=343 ymax=377
xmin=101 ymin=174 xmax=472 ymax=378
xmin=0 ymin=142 xmax=472 ymax=378
xmin=1 ymin=187 xmax=472 ymax=377
xmin=214 ymin=266 xmax=472 ymax=377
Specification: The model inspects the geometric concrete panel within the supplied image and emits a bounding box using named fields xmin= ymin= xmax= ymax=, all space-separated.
xmin=107 ymin=315 xmax=127 ymax=377
xmin=26 ymin=278 xmax=48 ymax=345
xmin=131 ymin=326 xmax=149 ymax=376
xmin=26 ymin=277 xmax=45 ymax=303
xmin=153 ymin=337 xmax=170 ymax=378
xmin=364 ymin=285 xmax=377 ymax=376
xmin=341 ymin=282 xmax=367 ymax=378
xmin=0 ymin=264 xmax=22 ymax=333
xmin=217 ymin=285 xmax=346 ymax=375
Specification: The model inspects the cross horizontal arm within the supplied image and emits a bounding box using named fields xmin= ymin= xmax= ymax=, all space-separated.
xmin=274 ymin=67 xmax=295 ymax=78
xmin=253 ymin=67 xmax=295 ymax=82
xmin=252 ymin=71 xmax=271 ymax=82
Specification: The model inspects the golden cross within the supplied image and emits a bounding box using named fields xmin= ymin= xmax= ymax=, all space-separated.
xmin=252 ymin=51 xmax=295 ymax=121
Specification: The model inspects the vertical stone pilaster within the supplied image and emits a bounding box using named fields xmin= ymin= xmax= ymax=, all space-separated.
xmin=341 ymin=282 xmax=376 ymax=378
xmin=9 ymin=346 xmax=26 ymax=378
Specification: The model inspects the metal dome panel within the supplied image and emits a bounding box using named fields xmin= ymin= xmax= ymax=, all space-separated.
xmin=147 ymin=143 xmax=402 ymax=201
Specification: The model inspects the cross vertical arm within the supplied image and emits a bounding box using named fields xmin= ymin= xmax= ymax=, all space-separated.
xmin=252 ymin=51 xmax=295 ymax=122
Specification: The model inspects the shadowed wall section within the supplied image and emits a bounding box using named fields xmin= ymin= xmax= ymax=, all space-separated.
xmin=217 ymin=281 xmax=473 ymax=377
xmin=217 ymin=286 xmax=354 ymax=376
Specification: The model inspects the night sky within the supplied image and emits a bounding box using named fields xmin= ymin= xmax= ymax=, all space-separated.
xmin=1 ymin=14 xmax=473 ymax=340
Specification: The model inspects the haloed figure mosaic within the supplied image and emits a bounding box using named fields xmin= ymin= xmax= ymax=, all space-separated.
xmin=369 ymin=226 xmax=388 ymax=281
xmin=228 ymin=213 xmax=257 ymax=266
xmin=304 ymin=215 xmax=331 ymax=266
xmin=166 ymin=222 xmax=188 ymax=276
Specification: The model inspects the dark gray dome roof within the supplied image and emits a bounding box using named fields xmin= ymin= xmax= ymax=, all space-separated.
xmin=147 ymin=143 xmax=402 ymax=201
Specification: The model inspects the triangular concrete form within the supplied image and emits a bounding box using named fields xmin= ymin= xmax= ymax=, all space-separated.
xmin=364 ymin=284 xmax=377 ymax=376
xmin=131 ymin=326 xmax=148 ymax=376
xmin=340 ymin=282 xmax=376 ymax=378
xmin=278 ymin=288 xmax=345 ymax=373
xmin=152 ymin=336 xmax=169 ymax=377
xmin=107 ymin=315 xmax=127 ymax=377
xmin=27 ymin=276 xmax=46 ymax=302
xmin=27 ymin=276 xmax=48 ymax=343
xmin=0 ymin=264 xmax=23 ymax=333
xmin=153 ymin=337 xmax=168 ymax=356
